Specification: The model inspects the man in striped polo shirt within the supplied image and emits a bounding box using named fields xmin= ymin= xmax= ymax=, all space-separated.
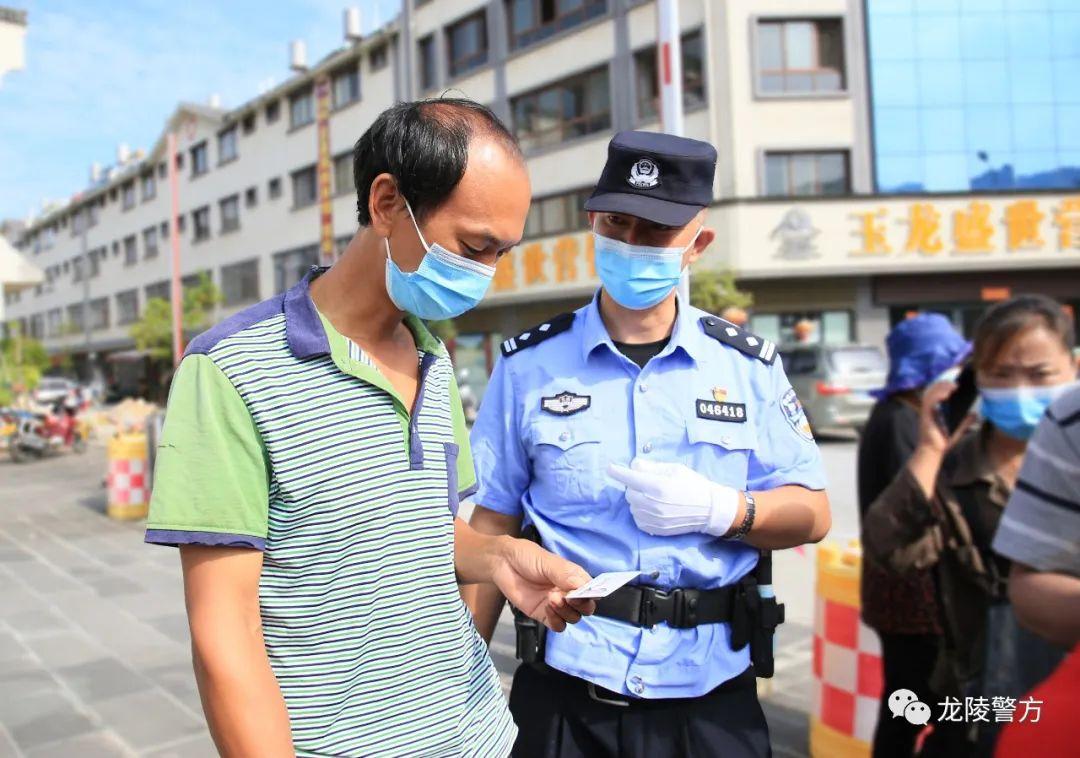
xmin=994 ymin=382 xmax=1080 ymax=648
xmin=145 ymin=99 xmax=595 ymax=757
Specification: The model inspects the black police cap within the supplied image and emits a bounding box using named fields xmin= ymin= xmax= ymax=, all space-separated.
xmin=584 ymin=131 xmax=717 ymax=227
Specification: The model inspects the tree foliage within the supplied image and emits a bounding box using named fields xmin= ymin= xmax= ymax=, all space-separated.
xmin=689 ymin=269 xmax=754 ymax=315
xmin=0 ymin=322 xmax=51 ymax=404
xmin=130 ymin=274 xmax=223 ymax=359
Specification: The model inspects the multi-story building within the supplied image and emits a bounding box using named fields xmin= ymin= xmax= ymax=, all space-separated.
xmin=6 ymin=0 xmax=1079 ymax=398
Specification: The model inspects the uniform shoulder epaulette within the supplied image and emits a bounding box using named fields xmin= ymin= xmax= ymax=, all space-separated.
xmin=699 ymin=316 xmax=777 ymax=365
xmin=501 ymin=312 xmax=575 ymax=357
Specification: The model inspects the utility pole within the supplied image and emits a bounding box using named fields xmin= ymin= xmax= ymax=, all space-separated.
xmin=167 ymin=132 xmax=184 ymax=366
xmin=656 ymin=0 xmax=691 ymax=304
xmin=79 ymin=211 xmax=91 ymax=380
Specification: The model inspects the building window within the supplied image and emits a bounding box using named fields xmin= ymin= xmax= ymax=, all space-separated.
xmin=221 ymin=259 xmax=260 ymax=306
xmin=29 ymin=314 xmax=44 ymax=340
xmin=332 ymin=65 xmax=361 ymax=108
xmin=89 ymin=298 xmax=109 ymax=331
xmin=634 ymin=30 xmax=706 ymax=122
xmin=370 ymin=44 xmax=388 ymax=71
xmin=123 ymin=235 xmax=138 ymax=266
xmin=266 ymin=99 xmax=281 ymax=124
xmin=218 ymin=126 xmax=238 ymax=163
xmin=756 ymin=18 xmax=845 ymax=94
xmin=122 ymin=181 xmax=136 ymax=210
xmin=145 ymin=281 xmax=170 ymax=302
xmin=46 ymin=309 xmax=62 ymax=337
xmin=511 ymin=67 xmax=611 ymax=151
xmin=143 ymin=226 xmax=159 ymax=259
xmin=523 ymin=187 xmax=593 ymax=239
xmin=245 ymin=186 xmax=258 ymax=208
xmin=333 ymin=153 xmax=354 ymax=195
xmin=447 ymin=11 xmax=488 ymax=78
xmin=177 ymin=214 xmax=186 ymax=233
xmin=274 ymin=245 xmax=319 ymax=293
xmin=191 ymin=141 xmax=209 ymax=176
xmin=193 ymin=206 xmax=212 ymax=241
xmin=141 ymin=172 xmax=156 ymax=201
xmin=418 ymin=35 xmax=437 ymax=91
xmin=866 ymin=2 xmax=1080 ymax=194
xmin=289 ymin=87 xmax=315 ymax=129
xmin=507 ymin=0 xmax=607 ymax=51
xmin=268 ymin=177 xmax=282 ymax=199
xmin=291 ymin=166 xmax=318 ymax=208
xmin=66 ymin=304 xmax=84 ymax=333
xmin=90 ymin=247 xmax=104 ymax=278
xmin=241 ymin=112 xmax=256 ymax=135
xmin=70 ymin=209 xmax=87 ymax=236
xmin=763 ymin=150 xmax=850 ymax=197
xmin=116 ymin=289 xmax=139 ymax=325
xmin=158 ymin=162 xmax=167 ymax=179
xmin=220 ymin=195 xmax=240 ymax=233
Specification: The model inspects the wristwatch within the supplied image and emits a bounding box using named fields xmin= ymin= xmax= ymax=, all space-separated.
xmin=726 ymin=491 xmax=756 ymax=541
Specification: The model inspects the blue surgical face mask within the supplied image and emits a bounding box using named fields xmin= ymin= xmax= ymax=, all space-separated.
xmin=384 ymin=199 xmax=496 ymax=320
xmin=978 ymin=382 xmax=1077 ymax=440
xmin=594 ymin=226 xmax=702 ymax=310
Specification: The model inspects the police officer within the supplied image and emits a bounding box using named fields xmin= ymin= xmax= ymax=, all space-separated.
xmin=466 ymin=131 xmax=831 ymax=758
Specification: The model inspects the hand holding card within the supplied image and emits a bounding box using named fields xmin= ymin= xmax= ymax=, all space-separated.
xmin=566 ymin=571 xmax=641 ymax=599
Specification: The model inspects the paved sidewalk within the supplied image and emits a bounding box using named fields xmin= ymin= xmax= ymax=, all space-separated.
xmin=0 ymin=446 xmax=212 ymax=757
xmin=1 ymin=442 xmax=833 ymax=757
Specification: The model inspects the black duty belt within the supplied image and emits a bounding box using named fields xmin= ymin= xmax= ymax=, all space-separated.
xmin=594 ymin=583 xmax=738 ymax=629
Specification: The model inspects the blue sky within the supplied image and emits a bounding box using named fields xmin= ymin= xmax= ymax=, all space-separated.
xmin=0 ymin=0 xmax=396 ymax=222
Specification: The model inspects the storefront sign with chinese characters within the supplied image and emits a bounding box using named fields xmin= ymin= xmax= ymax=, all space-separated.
xmin=722 ymin=193 xmax=1080 ymax=278
xmin=487 ymin=231 xmax=600 ymax=299
xmin=850 ymin=198 xmax=1080 ymax=257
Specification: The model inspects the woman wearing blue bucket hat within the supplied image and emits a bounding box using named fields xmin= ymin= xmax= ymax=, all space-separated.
xmin=858 ymin=313 xmax=971 ymax=758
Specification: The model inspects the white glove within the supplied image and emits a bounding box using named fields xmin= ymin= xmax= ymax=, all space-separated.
xmin=606 ymin=458 xmax=739 ymax=537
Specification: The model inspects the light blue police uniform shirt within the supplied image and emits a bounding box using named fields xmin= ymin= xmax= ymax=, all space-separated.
xmin=471 ymin=294 xmax=827 ymax=699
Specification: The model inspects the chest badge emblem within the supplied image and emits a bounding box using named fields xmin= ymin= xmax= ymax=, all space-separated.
xmin=541 ymin=392 xmax=591 ymax=416
xmin=712 ymin=387 xmax=728 ymax=402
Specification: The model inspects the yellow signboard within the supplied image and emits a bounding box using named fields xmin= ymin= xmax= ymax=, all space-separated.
xmin=850 ymin=197 xmax=1079 ymax=258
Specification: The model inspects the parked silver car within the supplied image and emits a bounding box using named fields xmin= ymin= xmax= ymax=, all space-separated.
xmin=32 ymin=377 xmax=78 ymax=406
xmin=779 ymin=344 xmax=887 ymax=434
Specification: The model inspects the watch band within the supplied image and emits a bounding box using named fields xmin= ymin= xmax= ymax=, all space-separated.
xmin=727 ymin=491 xmax=756 ymax=541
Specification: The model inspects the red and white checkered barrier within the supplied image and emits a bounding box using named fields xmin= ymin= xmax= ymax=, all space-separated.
xmin=106 ymin=434 xmax=149 ymax=520
xmin=810 ymin=542 xmax=884 ymax=758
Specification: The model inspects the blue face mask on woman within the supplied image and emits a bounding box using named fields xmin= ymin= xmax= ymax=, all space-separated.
xmin=384 ymin=199 xmax=496 ymax=321
xmin=979 ymin=382 xmax=1077 ymax=440
xmin=594 ymin=226 xmax=702 ymax=310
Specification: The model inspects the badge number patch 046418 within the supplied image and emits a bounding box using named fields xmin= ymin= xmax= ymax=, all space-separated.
xmin=696 ymin=399 xmax=747 ymax=423
xmin=541 ymin=392 xmax=591 ymax=416
xmin=781 ymin=387 xmax=814 ymax=440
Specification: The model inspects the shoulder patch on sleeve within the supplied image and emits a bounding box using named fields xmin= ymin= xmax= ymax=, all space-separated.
xmin=699 ymin=316 xmax=777 ymax=365
xmin=501 ymin=312 xmax=576 ymax=357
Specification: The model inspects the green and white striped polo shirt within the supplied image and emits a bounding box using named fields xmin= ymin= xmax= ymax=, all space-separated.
xmin=145 ymin=268 xmax=515 ymax=757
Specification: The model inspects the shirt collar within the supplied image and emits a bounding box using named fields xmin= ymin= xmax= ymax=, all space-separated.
xmin=284 ymin=265 xmax=447 ymax=360
xmin=285 ymin=266 xmax=331 ymax=359
xmin=580 ymin=290 xmax=702 ymax=365
xmin=947 ymin=426 xmax=1002 ymax=490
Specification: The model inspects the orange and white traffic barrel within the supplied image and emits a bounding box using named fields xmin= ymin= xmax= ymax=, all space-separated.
xmin=106 ymin=433 xmax=150 ymax=520
xmin=810 ymin=541 xmax=884 ymax=758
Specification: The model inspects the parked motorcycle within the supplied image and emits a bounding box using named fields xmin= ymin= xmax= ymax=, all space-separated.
xmin=8 ymin=405 xmax=88 ymax=463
